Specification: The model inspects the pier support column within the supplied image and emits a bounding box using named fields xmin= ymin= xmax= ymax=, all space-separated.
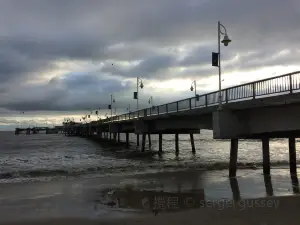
xmin=175 ymin=133 xmax=179 ymax=155
xmin=113 ymin=133 xmax=117 ymax=142
xmin=229 ymin=139 xmax=238 ymax=177
xmin=141 ymin=134 xmax=146 ymax=152
xmin=136 ymin=134 xmax=140 ymax=146
xmin=262 ymin=137 xmax=270 ymax=175
xmin=190 ymin=133 xmax=196 ymax=154
xmin=126 ymin=133 xmax=129 ymax=148
xmin=110 ymin=132 xmax=112 ymax=140
xmin=117 ymin=133 xmax=120 ymax=142
xmin=148 ymin=134 xmax=152 ymax=149
xmin=159 ymin=133 xmax=162 ymax=152
xmin=289 ymin=137 xmax=297 ymax=175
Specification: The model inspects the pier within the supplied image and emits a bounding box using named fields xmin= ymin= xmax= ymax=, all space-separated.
xmin=15 ymin=126 xmax=63 ymax=135
xmin=64 ymin=71 xmax=300 ymax=177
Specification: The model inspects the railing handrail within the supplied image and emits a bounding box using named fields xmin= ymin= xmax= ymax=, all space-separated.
xmin=81 ymin=70 xmax=300 ymax=124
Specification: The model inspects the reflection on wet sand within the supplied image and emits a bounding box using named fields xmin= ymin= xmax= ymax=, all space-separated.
xmin=93 ymin=172 xmax=300 ymax=216
xmin=291 ymin=175 xmax=300 ymax=194
xmin=263 ymin=175 xmax=274 ymax=196
xmin=229 ymin=178 xmax=241 ymax=201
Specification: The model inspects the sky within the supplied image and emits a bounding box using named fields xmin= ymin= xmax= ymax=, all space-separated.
xmin=0 ymin=0 xmax=300 ymax=130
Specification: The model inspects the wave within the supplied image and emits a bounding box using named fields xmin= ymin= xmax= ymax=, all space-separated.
xmin=0 ymin=160 xmax=295 ymax=180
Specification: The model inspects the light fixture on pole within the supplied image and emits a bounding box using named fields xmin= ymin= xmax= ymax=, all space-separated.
xmin=134 ymin=77 xmax=144 ymax=111
xmin=190 ymin=80 xmax=200 ymax=105
xmin=109 ymin=94 xmax=116 ymax=123
xmin=190 ymin=80 xmax=197 ymax=97
xmin=127 ymin=104 xmax=131 ymax=113
xmin=212 ymin=21 xmax=232 ymax=110
xmin=148 ymin=96 xmax=155 ymax=109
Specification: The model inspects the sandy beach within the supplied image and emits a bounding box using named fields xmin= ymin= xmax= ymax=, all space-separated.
xmin=1 ymin=194 xmax=300 ymax=225
xmin=0 ymin=168 xmax=299 ymax=225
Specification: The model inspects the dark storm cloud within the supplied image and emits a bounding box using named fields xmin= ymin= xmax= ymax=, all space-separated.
xmin=0 ymin=72 xmax=134 ymax=111
xmin=0 ymin=0 xmax=299 ymax=114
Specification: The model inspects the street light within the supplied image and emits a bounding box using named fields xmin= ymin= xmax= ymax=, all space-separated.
xmin=212 ymin=21 xmax=232 ymax=110
xmin=190 ymin=80 xmax=197 ymax=97
xmin=109 ymin=94 xmax=116 ymax=122
xmin=134 ymin=77 xmax=144 ymax=111
xmin=126 ymin=104 xmax=131 ymax=113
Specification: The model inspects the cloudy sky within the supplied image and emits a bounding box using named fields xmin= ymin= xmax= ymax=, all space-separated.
xmin=0 ymin=0 xmax=300 ymax=130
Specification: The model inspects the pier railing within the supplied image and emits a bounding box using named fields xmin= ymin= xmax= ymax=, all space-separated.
xmin=102 ymin=71 xmax=300 ymax=123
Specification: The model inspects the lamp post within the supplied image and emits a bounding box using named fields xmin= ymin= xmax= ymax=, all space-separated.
xmin=134 ymin=77 xmax=144 ymax=111
xmin=190 ymin=80 xmax=197 ymax=97
xmin=148 ymin=96 xmax=154 ymax=107
xmin=109 ymin=94 xmax=116 ymax=122
xmin=127 ymin=104 xmax=131 ymax=113
xmin=213 ymin=21 xmax=231 ymax=110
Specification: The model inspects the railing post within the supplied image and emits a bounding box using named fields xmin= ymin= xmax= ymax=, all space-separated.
xmin=138 ymin=110 xmax=139 ymax=119
xmin=166 ymin=104 xmax=168 ymax=113
xmin=290 ymin=74 xmax=293 ymax=94
xmin=176 ymin=102 xmax=179 ymax=112
xmin=144 ymin=109 xmax=147 ymax=117
xmin=157 ymin=106 xmax=160 ymax=115
xmin=252 ymin=83 xmax=256 ymax=99
xmin=225 ymin=89 xmax=228 ymax=104
xmin=189 ymin=99 xmax=192 ymax=109
xmin=205 ymin=95 xmax=208 ymax=107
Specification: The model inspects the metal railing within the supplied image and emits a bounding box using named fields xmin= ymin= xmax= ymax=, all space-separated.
xmin=100 ymin=71 xmax=300 ymax=124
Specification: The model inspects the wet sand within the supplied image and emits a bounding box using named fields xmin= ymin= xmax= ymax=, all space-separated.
xmin=2 ymin=195 xmax=300 ymax=225
xmin=0 ymin=168 xmax=300 ymax=224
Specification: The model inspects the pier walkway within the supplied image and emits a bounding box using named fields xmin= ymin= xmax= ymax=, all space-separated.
xmin=64 ymin=71 xmax=300 ymax=177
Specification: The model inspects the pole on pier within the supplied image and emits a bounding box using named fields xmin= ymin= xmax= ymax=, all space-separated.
xmin=262 ymin=137 xmax=270 ymax=175
xmin=126 ymin=133 xmax=129 ymax=148
xmin=136 ymin=134 xmax=140 ymax=146
xmin=175 ymin=133 xmax=179 ymax=155
xmin=190 ymin=133 xmax=196 ymax=154
xmin=289 ymin=137 xmax=297 ymax=175
xmin=229 ymin=139 xmax=238 ymax=177
xmin=159 ymin=133 xmax=163 ymax=152
xmin=141 ymin=134 xmax=146 ymax=152
xmin=148 ymin=133 xmax=151 ymax=149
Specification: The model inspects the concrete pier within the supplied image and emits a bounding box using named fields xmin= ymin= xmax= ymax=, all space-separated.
xmin=62 ymin=71 xmax=300 ymax=177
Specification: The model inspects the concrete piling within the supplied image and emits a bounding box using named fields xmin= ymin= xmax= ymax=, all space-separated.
xmin=159 ymin=133 xmax=162 ymax=152
xmin=190 ymin=133 xmax=196 ymax=153
xmin=141 ymin=133 xmax=146 ymax=152
xmin=229 ymin=139 xmax=238 ymax=177
xmin=289 ymin=137 xmax=297 ymax=175
xmin=175 ymin=133 xmax=179 ymax=154
xmin=262 ymin=137 xmax=270 ymax=175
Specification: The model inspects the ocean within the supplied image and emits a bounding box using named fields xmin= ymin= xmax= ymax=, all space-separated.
xmin=0 ymin=130 xmax=299 ymax=222
xmin=0 ymin=130 xmax=298 ymax=183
